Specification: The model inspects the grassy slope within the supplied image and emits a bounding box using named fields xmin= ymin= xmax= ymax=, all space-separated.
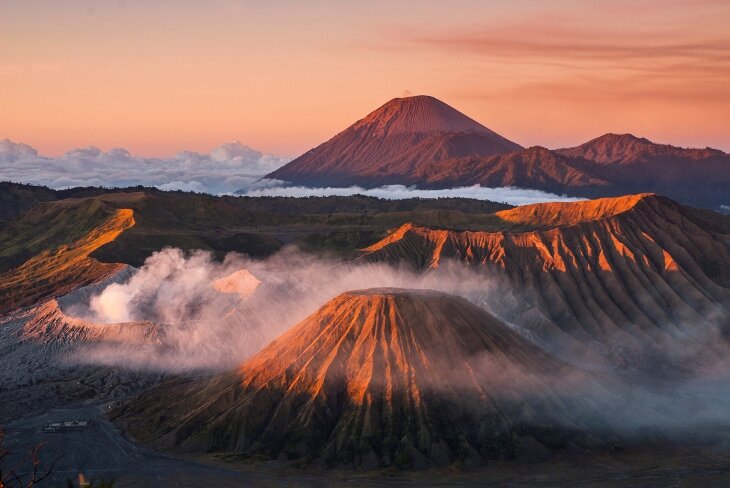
xmin=0 ymin=200 xmax=135 ymax=313
xmin=82 ymin=190 xmax=513 ymax=265
xmin=0 ymin=185 xmax=513 ymax=311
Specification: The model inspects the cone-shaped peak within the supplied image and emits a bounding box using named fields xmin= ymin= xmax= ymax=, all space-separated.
xmin=265 ymin=95 xmax=521 ymax=186
xmin=119 ymin=288 xmax=614 ymax=467
xmin=355 ymin=95 xmax=494 ymax=137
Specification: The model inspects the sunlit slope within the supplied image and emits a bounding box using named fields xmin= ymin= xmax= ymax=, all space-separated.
xmin=2 ymin=184 xmax=513 ymax=270
xmin=0 ymin=187 xmax=514 ymax=315
xmin=361 ymin=194 xmax=730 ymax=371
xmin=115 ymin=289 xmax=617 ymax=468
xmin=0 ymin=199 xmax=135 ymax=313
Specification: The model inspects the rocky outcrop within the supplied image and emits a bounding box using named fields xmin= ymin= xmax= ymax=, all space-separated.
xmin=360 ymin=195 xmax=730 ymax=373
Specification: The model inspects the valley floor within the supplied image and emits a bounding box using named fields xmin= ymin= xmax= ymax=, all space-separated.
xmin=5 ymin=401 xmax=730 ymax=487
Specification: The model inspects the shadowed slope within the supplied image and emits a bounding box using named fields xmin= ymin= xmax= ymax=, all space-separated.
xmin=413 ymin=146 xmax=608 ymax=190
xmin=557 ymin=133 xmax=727 ymax=166
xmin=116 ymin=289 xmax=617 ymax=468
xmin=554 ymin=134 xmax=730 ymax=209
xmin=0 ymin=274 xmax=162 ymax=421
xmin=361 ymin=195 xmax=730 ymax=372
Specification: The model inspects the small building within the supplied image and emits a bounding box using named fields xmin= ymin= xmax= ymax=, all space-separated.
xmin=42 ymin=418 xmax=91 ymax=432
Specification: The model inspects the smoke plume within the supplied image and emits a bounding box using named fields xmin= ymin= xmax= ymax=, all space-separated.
xmin=68 ymin=247 xmax=505 ymax=371
xmin=56 ymin=245 xmax=730 ymax=436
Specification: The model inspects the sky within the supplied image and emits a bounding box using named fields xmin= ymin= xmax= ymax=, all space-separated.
xmin=1 ymin=0 xmax=729 ymax=157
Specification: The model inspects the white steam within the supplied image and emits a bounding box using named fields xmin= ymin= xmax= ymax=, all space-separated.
xmin=60 ymin=246 xmax=730 ymax=435
xmin=70 ymin=247 xmax=513 ymax=372
xmin=69 ymin=245 xmax=728 ymax=385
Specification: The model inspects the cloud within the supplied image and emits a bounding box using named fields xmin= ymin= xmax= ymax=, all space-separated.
xmin=1 ymin=138 xmax=584 ymax=205
xmin=0 ymin=139 xmax=38 ymax=161
xmin=0 ymin=139 xmax=291 ymax=195
xmin=237 ymin=183 xmax=585 ymax=206
xmin=66 ymin=247 xmax=510 ymax=371
xmin=407 ymin=30 xmax=730 ymax=65
xmin=382 ymin=15 xmax=730 ymax=109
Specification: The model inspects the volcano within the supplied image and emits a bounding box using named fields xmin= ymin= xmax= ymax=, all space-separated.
xmin=360 ymin=194 xmax=730 ymax=373
xmin=264 ymin=96 xmax=730 ymax=210
xmin=116 ymin=288 xmax=617 ymax=468
xmin=266 ymin=95 xmax=522 ymax=187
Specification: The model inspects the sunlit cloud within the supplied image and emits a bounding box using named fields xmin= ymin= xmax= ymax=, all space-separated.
xmin=0 ymin=139 xmax=290 ymax=194
xmin=393 ymin=21 xmax=730 ymax=89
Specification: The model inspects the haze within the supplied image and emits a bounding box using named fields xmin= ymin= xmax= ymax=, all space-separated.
xmin=2 ymin=0 xmax=729 ymax=157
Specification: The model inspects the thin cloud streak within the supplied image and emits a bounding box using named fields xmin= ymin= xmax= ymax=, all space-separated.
xmin=412 ymin=35 xmax=730 ymax=63
xmin=398 ymin=24 xmax=730 ymax=75
xmin=239 ymin=184 xmax=585 ymax=206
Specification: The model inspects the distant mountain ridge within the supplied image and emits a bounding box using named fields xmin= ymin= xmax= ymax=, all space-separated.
xmin=266 ymin=95 xmax=522 ymax=186
xmin=556 ymin=133 xmax=725 ymax=166
xmin=266 ymin=96 xmax=730 ymax=211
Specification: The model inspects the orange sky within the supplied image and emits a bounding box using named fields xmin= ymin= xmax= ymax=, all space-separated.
xmin=1 ymin=0 xmax=729 ymax=156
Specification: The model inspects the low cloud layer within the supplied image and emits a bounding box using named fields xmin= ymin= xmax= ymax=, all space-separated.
xmin=1 ymin=138 xmax=584 ymax=205
xmin=238 ymin=184 xmax=584 ymax=206
xmin=0 ymin=138 xmax=290 ymax=195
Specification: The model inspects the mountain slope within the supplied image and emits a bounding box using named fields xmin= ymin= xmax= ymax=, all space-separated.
xmin=361 ymin=195 xmax=730 ymax=373
xmin=557 ymin=133 xmax=726 ymax=166
xmin=0 ymin=184 xmax=514 ymax=316
xmin=0 ymin=199 xmax=135 ymax=314
xmin=0 ymin=275 xmax=161 ymax=421
xmin=555 ymin=134 xmax=730 ymax=207
xmin=0 ymin=181 xmax=58 ymax=221
xmin=268 ymin=96 xmax=729 ymax=210
xmin=267 ymin=95 xmax=522 ymax=186
xmin=412 ymin=146 xmax=609 ymax=190
xmin=115 ymin=288 xmax=617 ymax=468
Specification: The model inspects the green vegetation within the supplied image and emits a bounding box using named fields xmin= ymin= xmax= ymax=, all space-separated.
xmin=0 ymin=199 xmax=117 ymax=273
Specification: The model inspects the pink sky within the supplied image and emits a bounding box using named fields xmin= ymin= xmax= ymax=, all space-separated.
xmin=1 ymin=0 xmax=728 ymax=156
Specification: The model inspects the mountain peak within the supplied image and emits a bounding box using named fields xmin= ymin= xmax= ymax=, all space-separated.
xmin=558 ymin=133 xmax=726 ymax=165
xmin=266 ymin=96 xmax=521 ymax=186
xmin=356 ymin=95 xmax=494 ymax=137
xmin=122 ymin=287 xmax=604 ymax=467
xmin=591 ymin=133 xmax=652 ymax=145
